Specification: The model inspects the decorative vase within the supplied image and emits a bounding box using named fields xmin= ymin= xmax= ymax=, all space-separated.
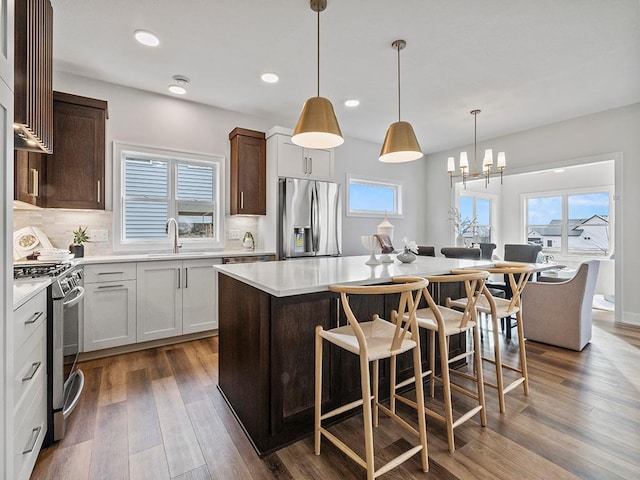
xmin=69 ymin=244 xmax=84 ymax=258
xmin=397 ymin=249 xmax=416 ymax=263
xmin=456 ymin=234 xmax=465 ymax=247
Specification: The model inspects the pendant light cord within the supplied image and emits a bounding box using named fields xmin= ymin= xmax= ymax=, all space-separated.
xmin=317 ymin=8 xmax=320 ymax=98
xmin=397 ymin=42 xmax=401 ymax=122
xmin=474 ymin=111 xmax=477 ymax=171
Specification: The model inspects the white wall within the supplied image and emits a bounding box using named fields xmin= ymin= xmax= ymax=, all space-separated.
xmin=422 ymin=103 xmax=640 ymax=325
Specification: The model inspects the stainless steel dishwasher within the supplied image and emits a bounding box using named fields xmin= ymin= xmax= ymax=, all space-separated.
xmin=222 ymin=254 xmax=275 ymax=264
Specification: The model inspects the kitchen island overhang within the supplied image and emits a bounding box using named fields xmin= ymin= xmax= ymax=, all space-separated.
xmin=215 ymin=255 xmax=493 ymax=455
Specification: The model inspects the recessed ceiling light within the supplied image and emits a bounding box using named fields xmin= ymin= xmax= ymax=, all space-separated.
xmin=168 ymin=75 xmax=189 ymax=95
xmin=261 ymin=73 xmax=279 ymax=83
xmin=344 ymin=99 xmax=360 ymax=107
xmin=134 ymin=30 xmax=160 ymax=47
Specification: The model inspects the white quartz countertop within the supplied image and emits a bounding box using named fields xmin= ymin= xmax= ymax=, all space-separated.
xmin=13 ymin=278 xmax=51 ymax=310
xmin=214 ymin=255 xmax=494 ymax=297
xmin=80 ymin=249 xmax=275 ymax=264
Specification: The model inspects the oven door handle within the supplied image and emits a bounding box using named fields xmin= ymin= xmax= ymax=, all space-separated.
xmin=63 ymin=286 xmax=85 ymax=308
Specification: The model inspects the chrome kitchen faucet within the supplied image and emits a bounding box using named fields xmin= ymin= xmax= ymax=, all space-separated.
xmin=166 ymin=217 xmax=181 ymax=253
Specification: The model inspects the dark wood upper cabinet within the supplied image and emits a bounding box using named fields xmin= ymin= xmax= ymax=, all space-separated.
xmin=14 ymin=0 xmax=53 ymax=153
xmin=14 ymin=92 xmax=109 ymax=209
xmin=229 ymin=127 xmax=266 ymax=215
xmin=44 ymin=92 xmax=108 ymax=209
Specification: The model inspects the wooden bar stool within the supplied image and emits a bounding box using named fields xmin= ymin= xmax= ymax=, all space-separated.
xmin=315 ymin=277 xmax=429 ymax=479
xmin=448 ymin=264 xmax=533 ymax=413
xmin=391 ymin=271 xmax=489 ymax=453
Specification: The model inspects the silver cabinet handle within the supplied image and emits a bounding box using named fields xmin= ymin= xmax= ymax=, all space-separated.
xmin=22 ymin=362 xmax=42 ymax=382
xmin=308 ymin=156 xmax=313 ymax=174
xmin=23 ymin=426 xmax=42 ymax=454
xmin=184 ymin=267 xmax=188 ymax=288
xmin=97 ymin=180 xmax=101 ymax=203
xmin=24 ymin=311 xmax=44 ymax=325
xmin=240 ymin=191 xmax=244 ymax=210
xmin=98 ymin=271 xmax=123 ymax=275
xmin=98 ymin=284 xmax=124 ymax=289
xmin=177 ymin=268 xmax=181 ymax=289
xmin=304 ymin=156 xmax=309 ymax=174
xmin=29 ymin=168 xmax=39 ymax=197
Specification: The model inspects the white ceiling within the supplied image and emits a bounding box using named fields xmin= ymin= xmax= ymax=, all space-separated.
xmin=50 ymin=0 xmax=640 ymax=154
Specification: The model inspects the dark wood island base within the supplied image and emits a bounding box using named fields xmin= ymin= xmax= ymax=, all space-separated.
xmin=218 ymin=273 xmax=465 ymax=455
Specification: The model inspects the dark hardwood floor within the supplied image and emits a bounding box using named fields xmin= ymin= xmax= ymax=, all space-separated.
xmin=31 ymin=310 xmax=640 ymax=479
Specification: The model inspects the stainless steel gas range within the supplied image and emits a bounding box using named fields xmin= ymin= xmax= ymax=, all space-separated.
xmin=14 ymin=261 xmax=85 ymax=445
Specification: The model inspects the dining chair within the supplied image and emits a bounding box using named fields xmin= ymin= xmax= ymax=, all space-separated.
xmin=391 ymin=271 xmax=489 ymax=453
xmin=315 ymin=277 xmax=429 ymax=479
xmin=478 ymin=242 xmax=497 ymax=260
xmin=522 ymin=261 xmax=599 ymax=351
xmin=417 ymin=245 xmax=435 ymax=256
xmin=448 ymin=264 xmax=534 ymax=413
xmin=440 ymin=247 xmax=481 ymax=259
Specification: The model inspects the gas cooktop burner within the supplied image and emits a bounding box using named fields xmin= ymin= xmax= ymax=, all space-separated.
xmin=13 ymin=262 xmax=73 ymax=279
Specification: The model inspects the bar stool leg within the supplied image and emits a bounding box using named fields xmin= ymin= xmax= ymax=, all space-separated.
xmin=473 ymin=324 xmax=487 ymax=427
xmin=314 ymin=326 xmax=323 ymax=455
xmin=437 ymin=329 xmax=455 ymax=453
xmin=516 ymin=310 xmax=530 ymax=395
xmin=429 ymin=331 xmax=436 ymax=397
xmin=359 ymin=355 xmax=375 ymax=480
xmin=412 ymin=342 xmax=429 ymax=472
xmin=491 ymin=316 xmax=507 ymax=413
xmin=372 ymin=359 xmax=379 ymax=427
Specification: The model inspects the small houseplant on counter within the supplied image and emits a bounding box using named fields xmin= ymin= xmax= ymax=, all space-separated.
xmin=69 ymin=225 xmax=89 ymax=258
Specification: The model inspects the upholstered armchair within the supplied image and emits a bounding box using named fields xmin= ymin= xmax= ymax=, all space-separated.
xmin=522 ymin=260 xmax=599 ymax=351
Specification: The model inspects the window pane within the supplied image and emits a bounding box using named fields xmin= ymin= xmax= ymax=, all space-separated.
xmin=476 ymin=198 xmax=490 ymax=225
xmin=459 ymin=196 xmax=474 ymax=223
xmin=349 ymin=180 xmax=398 ymax=215
xmin=125 ymin=158 xmax=168 ymax=197
xmin=178 ymin=201 xmax=216 ymax=238
xmin=527 ymin=196 xmax=562 ymax=251
xmin=567 ymin=192 xmax=610 ymax=255
xmin=177 ymin=163 xmax=215 ymax=201
xmin=124 ymin=200 xmax=168 ymax=239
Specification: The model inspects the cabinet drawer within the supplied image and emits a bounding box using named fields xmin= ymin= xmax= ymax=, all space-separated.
xmin=13 ymin=382 xmax=46 ymax=480
xmin=13 ymin=289 xmax=46 ymax=348
xmin=14 ymin=322 xmax=46 ymax=412
xmin=85 ymin=262 xmax=136 ymax=283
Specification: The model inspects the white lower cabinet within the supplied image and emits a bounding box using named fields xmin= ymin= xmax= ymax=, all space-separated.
xmin=137 ymin=258 xmax=221 ymax=343
xmin=83 ymin=263 xmax=137 ymax=351
xmin=12 ymin=290 xmax=48 ymax=480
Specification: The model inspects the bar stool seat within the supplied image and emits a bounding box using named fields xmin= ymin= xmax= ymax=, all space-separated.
xmin=315 ymin=277 xmax=430 ymax=479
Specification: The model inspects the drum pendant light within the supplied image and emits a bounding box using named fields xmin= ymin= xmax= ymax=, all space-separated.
xmin=379 ymin=39 xmax=423 ymax=163
xmin=292 ymin=0 xmax=344 ymax=149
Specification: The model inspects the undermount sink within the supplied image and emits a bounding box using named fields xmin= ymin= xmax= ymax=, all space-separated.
xmin=137 ymin=251 xmax=217 ymax=259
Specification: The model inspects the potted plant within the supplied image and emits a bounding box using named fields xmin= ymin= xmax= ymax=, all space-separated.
xmin=70 ymin=225 xmax=89 ymax=258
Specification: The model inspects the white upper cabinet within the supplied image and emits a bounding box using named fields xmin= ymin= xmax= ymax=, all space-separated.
xmin=270 ymin=130 xmax=334 ymax=181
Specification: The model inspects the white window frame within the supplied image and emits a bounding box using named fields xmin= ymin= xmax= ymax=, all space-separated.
xmin=113 ymin=142 xmax=225 ymax=253
xmin=523 ymin=186 xmax=613 ymax=257
xmin=345 ymin=173 xmax=404 ymax=218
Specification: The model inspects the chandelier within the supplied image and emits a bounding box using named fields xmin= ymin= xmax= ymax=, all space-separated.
xmin=447 ymin=109 xmax=506 ymax=188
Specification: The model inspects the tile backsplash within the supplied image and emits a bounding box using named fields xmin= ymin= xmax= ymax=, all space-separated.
xmin=13 ymin=206 xmax=260 ymax=258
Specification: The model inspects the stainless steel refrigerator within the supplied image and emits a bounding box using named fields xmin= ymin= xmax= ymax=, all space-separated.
xmin=278 ymin=177 xmax=341 ymax=259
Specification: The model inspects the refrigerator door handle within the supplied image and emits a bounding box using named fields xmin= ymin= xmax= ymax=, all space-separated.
xmin=311 ymin=183 xmax=320 ymax=252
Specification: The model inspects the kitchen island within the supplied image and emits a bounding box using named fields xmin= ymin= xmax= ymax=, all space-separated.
xmin=215 ymin=255 xmax=492 ymax=455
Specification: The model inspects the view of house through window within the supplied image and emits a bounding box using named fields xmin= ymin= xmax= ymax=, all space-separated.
xmin=526 ymin=191 xmax=611 ymax=256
